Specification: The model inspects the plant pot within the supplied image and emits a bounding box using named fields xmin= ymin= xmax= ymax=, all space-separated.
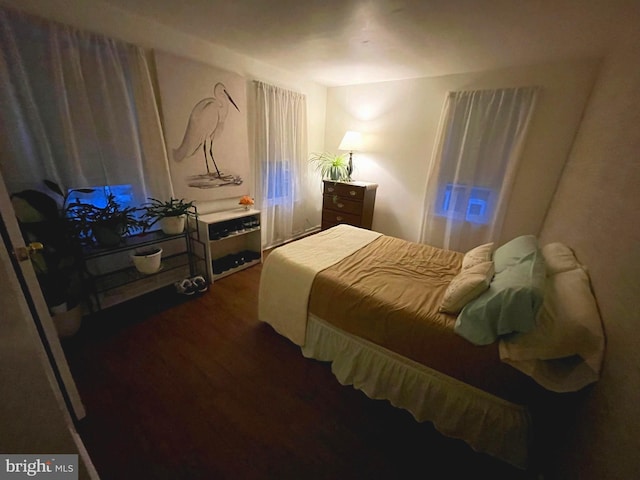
xmin=131 ymin=247 xmax=162 ymax=274
xmin=51 ymin=303 xmax=83 ymax=338
xmin=93 ymin=222 xmax=125 ymax=247
xmin=160 ymin=216 xmax=185 ymax=235
xmin=329 ymin=167 xmax=343 ymax=181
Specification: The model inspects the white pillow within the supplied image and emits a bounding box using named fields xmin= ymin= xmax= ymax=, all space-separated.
xmin=499 ymin=267 xmax=603 ymax=361
xmin=440 ymin=261 xmax=495 ymax=314
xmin=541 ymin=242 xmax=582 ymax=275
xmin=461 ymin=242 xmax=494 ymax=270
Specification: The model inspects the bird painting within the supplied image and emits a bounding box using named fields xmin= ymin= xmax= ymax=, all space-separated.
xmin=173 ymin=82 xmax=243 ymax=188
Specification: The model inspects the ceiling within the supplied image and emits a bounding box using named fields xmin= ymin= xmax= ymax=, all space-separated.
xmin=101 ymin=0 xmax=638 ymax=86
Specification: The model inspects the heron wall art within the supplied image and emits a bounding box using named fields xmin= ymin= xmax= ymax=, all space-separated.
xmin=173 ymin=82 xmax=243 ymax=189
xmin=154 ymin=51 xmax=250 ymax=202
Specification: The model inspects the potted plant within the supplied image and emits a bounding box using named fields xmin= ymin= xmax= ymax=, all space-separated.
xmin=131 ymin=246 xmax=163 ymax=274
xmin=66 ymin=193 xmax=149 ymax=247
xmin=142 ymin=197 xmax=195 ymax=235
xmin=10 ymin=180 xmax=94 ymax=336
xmin=309 ymin=152 xmax=351 ymax=182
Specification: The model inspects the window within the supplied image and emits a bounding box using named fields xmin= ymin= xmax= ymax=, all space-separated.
xmin=254 ymin=81 xmax=310 ymax=248
xmin=437 ymin=183 xmax=494 ymax=224
xmin=421 ymin=87 xmax=538 ymax=251
xmin=66 ymin=184 xmax=136 ymax=211
xmin=263 ymin=161 xmax=292 ymax=205
xmin=65 ymin=184 xmax=145 ymax=240
xmin=0 ymin=9 xmax=172 ymax=212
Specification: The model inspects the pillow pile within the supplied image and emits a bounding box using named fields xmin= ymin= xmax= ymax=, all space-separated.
xmin=461 ymin=242 xmax=493 ymax=270
xmin=493 ymin=234 xmax=538 ymax=273
xmin=440 ymin=261 xmax=495 ymax=314
xmin=500 ymin=267 xmax=602 ymax=360
xmin=439 ymin=242 xmax=494 ymax=315
xmin=541 ymin=242 xmax=583 ymax=275
xmin=499 ymin=242 xmax=605 ymax=392
xmin=454 ymin=235 xmax=546 ymax=345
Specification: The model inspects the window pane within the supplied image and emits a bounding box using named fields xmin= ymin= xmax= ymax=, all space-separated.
xmin=436 ymin=183 xmax=494 ymax=225
xmin=263 ymin=161 xmax=291 ymax=203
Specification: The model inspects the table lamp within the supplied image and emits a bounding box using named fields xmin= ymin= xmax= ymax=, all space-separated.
xmin=338 ymin=131 xmax=362 ymax=181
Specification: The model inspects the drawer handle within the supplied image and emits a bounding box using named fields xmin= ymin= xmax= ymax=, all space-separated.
xmin=327 ymin=187 xmax=334 ymax=193
xmin=337 ymin=203 xmax=344 ymax=208
xmin=349 ymin=190 xmax=357 ymax=196
xmin=336 ymin=216 xmax=344 ymax=221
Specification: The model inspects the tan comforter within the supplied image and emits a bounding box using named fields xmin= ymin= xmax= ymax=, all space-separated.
xmin=258 ymin=225 xmax=382 ymax=345
xmin=308 ymin=235 xmax=540 ymax=403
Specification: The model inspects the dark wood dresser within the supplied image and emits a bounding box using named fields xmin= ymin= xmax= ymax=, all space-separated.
xmin=321 ymin=180 xmax=378 ymax=230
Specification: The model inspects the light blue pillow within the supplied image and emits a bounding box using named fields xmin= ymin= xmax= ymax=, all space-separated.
xmin=454 ymin=247 xmax=546 ymax=346
xmin=493 ymin=235 xmax=538 ymax=273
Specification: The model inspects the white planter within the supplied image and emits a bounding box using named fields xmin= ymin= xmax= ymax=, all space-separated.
xmin=51 ymin=304 xmax=83 ymax=338
xmin=160 ymin=216 xmax=185 ymax=235
xmin=131 ymin=247 xmax=163 ymax=274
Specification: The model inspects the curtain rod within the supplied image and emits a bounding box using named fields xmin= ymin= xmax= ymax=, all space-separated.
xmin=252 ymin=79 xmax=304 ymax=96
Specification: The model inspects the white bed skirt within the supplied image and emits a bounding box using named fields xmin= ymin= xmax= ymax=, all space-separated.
xmin=301 ymin=314 xmax=532 ymax=470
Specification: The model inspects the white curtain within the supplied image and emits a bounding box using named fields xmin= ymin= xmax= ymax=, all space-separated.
xmin=0 ymin=7 xmax=173 ymax=203
xmin=420 ymin=87 xmax=539 ymax=252
xmin=254 ymin=81 xmax=314 ymax=248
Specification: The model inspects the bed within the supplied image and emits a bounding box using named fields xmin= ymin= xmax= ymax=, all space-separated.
xmin=258 ymin=224 xmax=605 ymax=470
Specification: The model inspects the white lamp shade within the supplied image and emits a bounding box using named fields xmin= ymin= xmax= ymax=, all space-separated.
xmin=338 ymin=131 xmax=363 ymax=152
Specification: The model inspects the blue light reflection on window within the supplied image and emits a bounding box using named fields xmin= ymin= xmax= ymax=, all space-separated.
xmin=65 ymin=184 xmax=142 ymax=238
xmin=263 ymin=161 xmax=291 ymax=204
xmin=437 ymin=183 xmax=493 ymax=224
xmin=66 ymin=184 xmax=136 ymax=210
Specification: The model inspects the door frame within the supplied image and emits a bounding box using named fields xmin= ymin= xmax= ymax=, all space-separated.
xmin=0 ymin=171 xmax=85 ymax=421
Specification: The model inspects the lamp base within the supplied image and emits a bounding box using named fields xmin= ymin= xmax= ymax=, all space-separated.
xmin=347 ymin=152 xmax=353 ymax=181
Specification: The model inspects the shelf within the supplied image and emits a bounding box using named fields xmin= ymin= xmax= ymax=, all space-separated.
xmin=92 ymin=252 xmax=191 ymax=293
xmin=211 ymin=259 xmax=261 ymax=281
xmin=209 ymin=226 xmax=261 ymax=242
xmin=197 ymin=208 xmax=263 ymax=282
xmin=97 ymin=264 xmax=193 ymax=310
xmin=82 ymin=209 xmax=206 ymax=311
xmin=198 ymin=207 xmax=260 ymax=224
xmin=83 ymin=229 xmax=189 ymax=259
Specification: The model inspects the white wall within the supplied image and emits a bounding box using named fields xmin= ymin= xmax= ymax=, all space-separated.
xmin=0 ymin=0 xmax=327 ymax=216
xmin=539 ymin=28 xmax=640 ymax=479
xmin=325 ymin=59 xmax=599 ymax=243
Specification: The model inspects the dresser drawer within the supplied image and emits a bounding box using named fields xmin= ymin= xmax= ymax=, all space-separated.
xmin=321 ymin=209 xmax=362 ymax=227
xmin=322 ymin=194 xmax=363 ymax=216
xmin=323 ymin=182 xmax=365 ymax=200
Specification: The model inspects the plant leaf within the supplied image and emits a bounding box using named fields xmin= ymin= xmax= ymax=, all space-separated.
xmin=44 ymin=180 xmax=64 ymax=197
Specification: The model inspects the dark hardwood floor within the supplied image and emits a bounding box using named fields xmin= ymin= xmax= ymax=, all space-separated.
xmin=62 ymin=258 xmax=537 ymax=480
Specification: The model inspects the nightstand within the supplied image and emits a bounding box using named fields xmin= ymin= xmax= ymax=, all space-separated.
xmin=321 ymin=180 xmax=378 ymax=230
